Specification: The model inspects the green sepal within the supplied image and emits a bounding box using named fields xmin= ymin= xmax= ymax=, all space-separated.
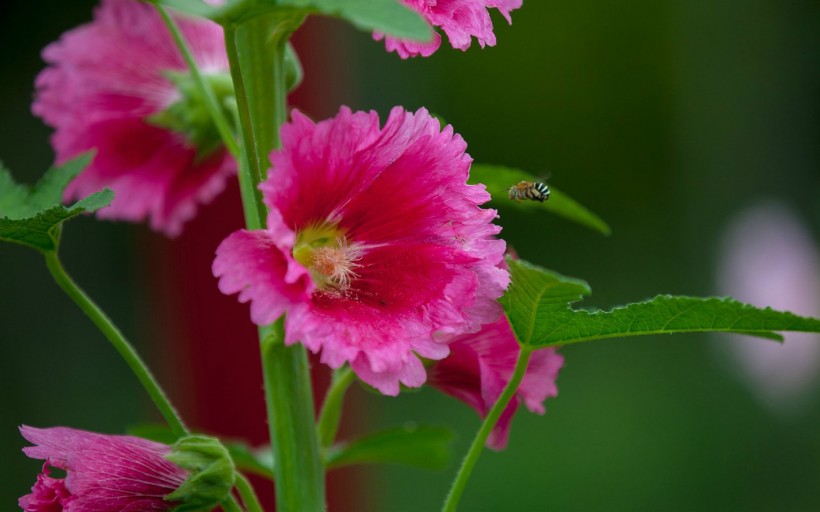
xmin=284 ymin=42 xmax=303 ymax=92
xmin=127 ymin=423 xmax=275 ymax=480
xmin=325 ymin=424 xmax=455 ymax=470
xmin=166 ymin=435 xmax=236 ymax=512
xmin=469 ymin=163 xmax=611 ymax=235
xmin=0 ymin=154 xmax=113 ymax=252
xmin=501 ymin=257 xmax=820 ymax=348
xmin=147 ymin=71 xmax=236 ymax=161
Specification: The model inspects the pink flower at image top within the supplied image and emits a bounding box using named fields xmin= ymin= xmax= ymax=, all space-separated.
xmin=33 ymin=0 xmax=234 ymax=236
xmin=429 ymin=316 xmax=564 ymax=450
xmin=213 ymin=106 xmax=509 ymax=395
xmin=375 ymin=0 xmax=524 ymax=58
xmin=18 ymin=426 xmax=187 ymax=512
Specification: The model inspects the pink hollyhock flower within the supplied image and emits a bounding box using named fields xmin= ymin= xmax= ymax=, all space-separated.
xmin=716 ymin=202 xmax=820 ymax=415
xmin=213 ymin=106 xmax=508 ymax=395
xmin=33 ymin=0 xmax=234 ymax=236
xmin=429 ymin=316 xmax=564 ymax=450
xmin=374 ymin=0 xmax=523 ymax=58
xmin=18 ymin=425 xmax=187 ymax=511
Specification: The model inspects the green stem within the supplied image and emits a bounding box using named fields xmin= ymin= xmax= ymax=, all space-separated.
xmin=221 ymin=495 xmax=244 ymax=512
xmin=236 ymin=150 xmax=264 ymax=230
xmin=43 ymin=251 xmax=188 ymax=438
xmin=155 ymin=4 xmax=241 ymax=158
xmin=441 ymin=346 xmax=535 ymax=512
xmin=316 ymin=366 xmax=355 ymax=450
xmin=261 ymin=321 xmax=325 ymax=511
xmin=45 ymin=252 xmax=248 ymax=511
xmin=234 ymin=472 xmax=264 ymax=512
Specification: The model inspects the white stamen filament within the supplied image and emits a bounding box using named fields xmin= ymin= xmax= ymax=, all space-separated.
xmin=311 ymin=238 xmax=362 ymax=290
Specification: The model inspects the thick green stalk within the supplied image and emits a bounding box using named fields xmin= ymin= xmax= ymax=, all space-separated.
xmin=224 ymin=13 xmax=302 ymax=229
xmin=155 ymin=4 xmax=241 ymax=159
xmin=223 ymin=24 xmax=266 ymax=230
xmin=261 ymin=321 xmax=325 ymax=511
xmin=44 ymin=251 xmax=189 ymax=437
xmin=316 ymin=366 xmax=356 ymax=450
xmin=225 ymin=13 xmax=324 ymax=511
xmin=441 ymin=346 xmax=535 ymax=512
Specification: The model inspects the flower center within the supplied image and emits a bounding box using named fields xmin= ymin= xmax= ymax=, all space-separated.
xmin=148 ymin=71 xmax=236 ymax=160
xmin=293 ymin=223 xmax=362 ymax=292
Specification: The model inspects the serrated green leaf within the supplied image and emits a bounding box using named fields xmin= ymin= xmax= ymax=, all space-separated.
xmin=0 ymin=154 xmax=112 ymax=252
xmin=325 ymin=425 xmax=455 ymax=470
xmin=502 ymin=258 xmax=820 ymax=347
xmin=160 ymin=0 xmax=432 ymax=40
xmin=279 ymin=0 xmax=432 ymax=40
xmin=0 ymin=165 xmax=27 ymax=215
xmin=470 ymin=164 xmax=611 ymax=235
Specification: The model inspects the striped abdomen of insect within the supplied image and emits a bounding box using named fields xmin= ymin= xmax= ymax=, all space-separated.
xmin=507 ymin=181 xmax=550 ymax=202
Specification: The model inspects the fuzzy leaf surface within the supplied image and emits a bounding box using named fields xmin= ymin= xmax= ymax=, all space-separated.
xmin=0 ymin=154 xmax=112 ymax=252
xmin=163 ymin=0 xmax=432 ymax=40
xmin=470 ymin=164 xmax=611 ymax=235
xmin=279 ymin=0 xmax=432 ymax=40
xmin=502 ymin=258 xmax=820 ymax=347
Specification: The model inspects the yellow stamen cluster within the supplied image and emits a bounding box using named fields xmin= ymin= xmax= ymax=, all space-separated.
xmin=293 ymin=223 xmax=362 ymax=292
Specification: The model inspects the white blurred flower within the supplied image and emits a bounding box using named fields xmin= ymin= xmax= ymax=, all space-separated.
xmin=715 ymin=201 xmax=820 ymax=415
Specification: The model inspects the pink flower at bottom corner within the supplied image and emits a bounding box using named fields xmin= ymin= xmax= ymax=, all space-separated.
xmin=18 ymin=425 xmax=187 ymax=512
xmin=428 ymin=315 xmax=564 ymax=450
xmin=374 ymin=0 xmax=524 ymax=58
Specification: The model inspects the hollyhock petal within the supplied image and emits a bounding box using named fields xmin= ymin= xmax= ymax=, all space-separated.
xmin=18 ymin=465 xmax=72 ymax=512
xmin=351 ymin=351 xmax=428 ymax=396
xmin=429 ymin=317 xmax=564 ymax=450
xmin=19 ymin=426 xmax=187 ymax=512
xmin=215 ymin=106 xmax=507 ymax=393
xmin=716 ymin=202 xmax=820 ymax=415
xmin=375 ymin=0 xmax=523 ymax=58
xmin=33 ymin=0 xmax=233 ymax=236
xmin=213 ymin=225 xmax=313 ymax=326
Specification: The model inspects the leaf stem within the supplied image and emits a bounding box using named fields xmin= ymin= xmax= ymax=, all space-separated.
xmin=43 ymin=251 xmax=188 ymax=437
xmin=155 ymin=4 xmax=241 ymax=159
xmin=441 ymin=346 xmax=534 ymax=512
xmin=317 ymin=366 xmax=356 ymax=450
xmin=234 ymin=472 xmax=264 ymax=512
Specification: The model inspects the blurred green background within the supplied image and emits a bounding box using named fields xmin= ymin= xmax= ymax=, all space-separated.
xmin=2 ymin=1 xmax=819 ymax=511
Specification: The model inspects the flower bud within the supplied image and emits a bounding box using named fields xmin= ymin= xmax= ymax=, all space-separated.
xmin=165 ymin=435 xmax=236 ymax=512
